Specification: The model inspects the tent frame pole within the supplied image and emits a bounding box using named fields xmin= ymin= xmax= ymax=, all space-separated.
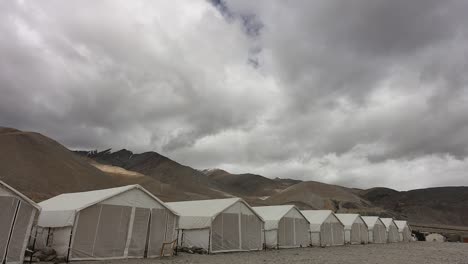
xmin=66 ymin=214 xmax=78 ymax=263
xmin=208 ymin=229 xmax=211 ymax=254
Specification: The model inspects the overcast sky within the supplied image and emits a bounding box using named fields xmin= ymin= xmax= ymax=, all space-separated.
xmin=2 ymin=0 xmax=468 ymax=190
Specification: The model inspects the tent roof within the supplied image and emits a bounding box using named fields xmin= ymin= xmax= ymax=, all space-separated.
xmin=0 ymin=180 xmax=40 ymax=210
xmin=253 ymin=205 xmax=296 ymax=221
xmin=301 ymin=210 xmax=337 ymax=225
xmin=167 ymin=197 xmax=263 ymax=229
xmin=361 ymin=216 xmax=383 ymax=229
xmin=335 ymin=214 xmax=367 ymax=229
xmin=167 ymin=198 xmax=240 ymax=218
xmin=394 ymin=220 xmax=409 ymax=231
xmin=380 ymin=218 xmax=397 ymax=230
xmin=39 ymin=184 xmax=175 ymax=214
xmin=253 ymin=205 xmax=308 ymax=230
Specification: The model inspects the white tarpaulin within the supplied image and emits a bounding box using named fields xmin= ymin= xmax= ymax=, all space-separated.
xmin=335 ymin=214 xmax=368 ymax=245
xmin=167 ymin=198 xmax=264 ymax=253
xmin=394 ymin=220 xmax=412 ymax=242
xmin=253 ymin=205 xmax=310 ymax=248
xmin=301 ymin=210 xmax=344 ymax=247
xmin=362 ymin=216 xmax=387 ymax=244
xmin=0 ymin=180 xmax=40 ymax=264
xmin=381 ymin=218 xmax=400 ymax=243
xmin=36 ymin=185 xmax=177 ymax=261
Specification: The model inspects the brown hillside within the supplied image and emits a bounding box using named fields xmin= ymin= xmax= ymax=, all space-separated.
xmin=77 ymin=149 xmax=230 ymax=200
xmin=202 ymin=168 xmax=296 ymax=198
xmin=0 ymin=128 xmax=120 ymax=201
xmin=361 ymin=187 xmax=468 ymax=226
xmin=266 ymin=181 xmax=373 ymax=210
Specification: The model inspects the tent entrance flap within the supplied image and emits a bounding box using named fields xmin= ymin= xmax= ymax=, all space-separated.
xmin=71 ymin=204 xmax=132 ymax=260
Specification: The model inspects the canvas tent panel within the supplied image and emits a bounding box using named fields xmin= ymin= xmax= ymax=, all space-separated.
xmin=6 ymin=202 xmax=35 ymax=263
xmin=321 ymin=222 xmax=332 ymax=246
xmin=402 ymin=226 xmax=411 ymax=242
xmin=50 ymin=227 xmax=73 ymax=257
xmin=165 ymin=211 xmax=177 ymax=242
xmin=374 ymin=224 xmax=387 ymax=243
xmin=180 ymin=229 xmax=210 ymax=249
xmin=277 ymin=218 xmax=285 ymax=247
xmin=0 ymin=197 xmax=18 ymax=264
xmin=360 ymin=223 xmax=368 ymax=244
xmin=295 ymin=218 xmax=309 ymax=247
xmin=211 ymin=212 xmax=240 ymax=252
xmin=211 ymin=214 xmax=223 ymax=252
xmin=222 ymin=213 xmax=240 ymax=250
xmin=350 ymin=223 xmax=360 ymax=244
xmin=331 ymin=222 xmax=344 ymax=245
xmin=71 ymin=205 xmax=101 ymax=259
xmin=93 ymin=204 xmax=131 ymax=258
xmin=387 ymin=225 xmax=399 ymax=243
xmin=241 ymin=214 xmax=248 ymax=250
xmin=284 ymin=218 xmax=295 ymax=246
xmin=147 ymin=208 xmax=167 ymax=257
xmin=128 ymin=208 xmax=150 ymax=257
xmin=248 ymin=215 xmax=263 ymax=250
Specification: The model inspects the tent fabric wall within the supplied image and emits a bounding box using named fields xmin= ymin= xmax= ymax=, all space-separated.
xmin=128 ymin=208 xmax=150 ymax=257
xmin=302 ymin=210 xmax=344 ymax=247
xmin=394 ymin=221 xmax=412 ymax=242
xmin=381 ymin=218 xmax=399 ymax=243
xmin=362 ymin=217 xmax=387 ymax=244
xmin=37 ymin=185 xmax=177 ymax=261
xmin=169 ymin=198 xmax=264 ymax=254
xmin=179 ymin=229 xmax=210 ymax=249
xmin=253 ymin=205 xmax=309 ymax=249
xmin=373 ymin=222 xmax=387 ymax=243
xmin=0 ymin=181 xmax=40 ymax=264
xmin=335 ymin=214 xmax=368 ymax=245
xmin=387 ymin=225 xmax=399 ymax=243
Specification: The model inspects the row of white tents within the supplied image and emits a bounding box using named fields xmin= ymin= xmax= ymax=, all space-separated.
xmin=0 ymin=181 xmax=412 ymax=263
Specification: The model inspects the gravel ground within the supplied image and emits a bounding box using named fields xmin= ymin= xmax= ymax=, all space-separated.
xmin=79 ymin=242 xmax=468 ymax=264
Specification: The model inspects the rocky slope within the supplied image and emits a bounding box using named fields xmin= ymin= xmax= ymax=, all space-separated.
xmin=1 ymin=127 xmax=467 ymax=228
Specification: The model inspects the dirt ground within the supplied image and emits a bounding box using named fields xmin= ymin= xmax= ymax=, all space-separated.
xmin=79 ymin=242 xmax=468 ymax=264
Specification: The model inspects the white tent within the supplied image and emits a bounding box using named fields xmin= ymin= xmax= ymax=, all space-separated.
xmin=394 ymin=220 xmax=412 ymax=242
xmin=253 ymin=205 xmax=310 ymax=249
xmin=380 ymin=218 xmax=399 ymax=243
xmin=167 ymin=198 xmax=264 ymax=253
xmin=335 ymin=214 xmax=368 ymax=245
xmin=425 ymin=233 xmax=445 ymax=242
xmin=0 ymin=181 xmax=41 ymax=264
xmin=36 ymin=185 xmax=177 ymax=261
xmin=301 ymin=210 xmax=344 ymax=247
xmin=361 ymin=216 xmax=387 ymax=244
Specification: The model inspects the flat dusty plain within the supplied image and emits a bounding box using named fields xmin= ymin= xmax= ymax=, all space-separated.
xmin=79 ymin=242 xmax=468 ymax=264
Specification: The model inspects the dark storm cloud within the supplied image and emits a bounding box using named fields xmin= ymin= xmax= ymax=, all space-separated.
xmin=1 ymin=0 xmax=468 ymax=190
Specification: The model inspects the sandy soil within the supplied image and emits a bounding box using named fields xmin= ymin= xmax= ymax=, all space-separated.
xmin=78 ymin=242 xmax=468 ymax=264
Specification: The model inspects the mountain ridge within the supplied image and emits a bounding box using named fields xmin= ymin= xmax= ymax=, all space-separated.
xmin=1 ymin=127 xmax=467 ymax=228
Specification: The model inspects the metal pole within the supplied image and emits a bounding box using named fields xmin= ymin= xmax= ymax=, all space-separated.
xmin=45 ymin=228 xmax=51 ymax=246
xmin=208 ymin=229 xmax=211 ymax=254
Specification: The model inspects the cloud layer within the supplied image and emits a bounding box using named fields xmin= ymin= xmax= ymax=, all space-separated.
xmin=1 ymin=0 xmax=468 ymax=190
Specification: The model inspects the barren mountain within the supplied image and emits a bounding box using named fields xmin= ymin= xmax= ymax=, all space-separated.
xmin=266 ymin=181 xmax=374 ymax=211
xmin=0 ymin=127 xmax=193 ymax=201
xmin=76 ymin=149 xmax=230 ymax=200
xmin=0 ymin=127 xmax=118 ymax=201
xmin=202 ymin=168 xmax=297 ymax=198
xmin=1 ymin=127 xmax=467 ymax=229
xmin=361 ymin=187 xmax=468 ymax=226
